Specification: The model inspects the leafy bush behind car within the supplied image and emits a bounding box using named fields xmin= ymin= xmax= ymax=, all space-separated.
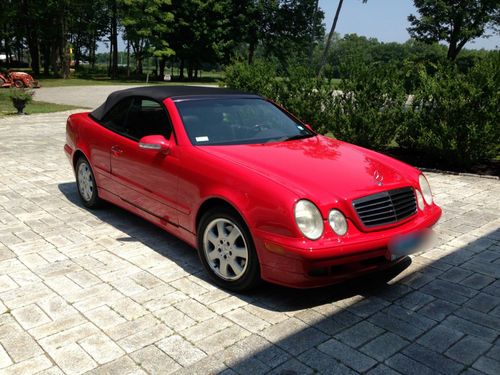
xmin=398 ymin=55 xmax=499 ymax=167
xmin=222 ymin=54 xmax=499 ymax=167
xmin=331 ymin=61 xmax=406 ymax=149
xmin=222 ymin=59 xmax=405 ymax=150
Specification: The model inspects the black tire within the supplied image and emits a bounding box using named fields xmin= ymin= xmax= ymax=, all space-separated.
xmin=14 ymin=80 xmax=25 ymax=88
xmin=75 ymin=157 xmax=101 ymax=208
xmin=197 ymin=207 xmax=261 ymax=291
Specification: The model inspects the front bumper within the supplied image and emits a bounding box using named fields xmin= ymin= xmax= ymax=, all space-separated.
xmin=255 ymin=204 xmax=442 ymax=288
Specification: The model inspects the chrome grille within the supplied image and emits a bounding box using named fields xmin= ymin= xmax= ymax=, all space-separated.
xmin=352 ymin=187 xmax=417 ymax=228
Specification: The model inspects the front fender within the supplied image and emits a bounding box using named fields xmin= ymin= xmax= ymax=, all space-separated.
xmin=178 ymin=147 xmax=300 ymax=239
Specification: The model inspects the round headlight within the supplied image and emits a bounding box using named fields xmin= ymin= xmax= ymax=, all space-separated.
xmin=419 ymin=174 xmax=433 ymax=205
xmin=328 ymin=209 xmax=348 ymax=236
xmin=294 ymin=200 xmax=324 ymax=240
xmin=415 ymin=189 xmax=425 ymax=211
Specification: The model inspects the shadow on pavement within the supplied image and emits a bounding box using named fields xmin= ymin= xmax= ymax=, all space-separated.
xmin=59 ymin=182 xmax=500 ymax=374
xmin=58 ymin=181 xmax=411 ymax=310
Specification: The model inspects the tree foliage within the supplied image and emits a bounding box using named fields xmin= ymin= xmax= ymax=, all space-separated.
xmin=408 ymin=0 xmax=500 ymax=60
xmin=120 ymin=0 xmax=174 ymax=75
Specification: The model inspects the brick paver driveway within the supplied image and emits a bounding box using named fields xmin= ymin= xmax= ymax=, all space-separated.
xmin=0 ymin=111 xmax=499 ymax=374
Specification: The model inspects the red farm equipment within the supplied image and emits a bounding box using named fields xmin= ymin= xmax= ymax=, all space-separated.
xmin=0 ymin=70 xmax=40 ymax=88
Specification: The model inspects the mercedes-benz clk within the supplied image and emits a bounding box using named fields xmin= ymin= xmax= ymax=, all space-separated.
xmin=65 ymin=86 xmax=441 ymax=291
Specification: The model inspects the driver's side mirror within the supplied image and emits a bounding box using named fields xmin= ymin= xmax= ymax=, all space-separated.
xmin=304 ymin=124 xmax=314 ymax=132
xmin=138 ymin=135 xmax=170 ymax=154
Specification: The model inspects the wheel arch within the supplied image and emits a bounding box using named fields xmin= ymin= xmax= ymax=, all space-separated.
xmin=195 ymin=197 xmax=249 ymax=235
xmin=72 ymin=149 xmax=89 ymax=171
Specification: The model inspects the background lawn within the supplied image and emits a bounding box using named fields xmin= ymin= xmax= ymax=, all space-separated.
xmin=0 ymin=90 xmax=80 ymax=116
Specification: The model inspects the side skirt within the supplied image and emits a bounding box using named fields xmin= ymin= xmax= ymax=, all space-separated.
xmin=98 ymin=187 xmax=197 ymax=249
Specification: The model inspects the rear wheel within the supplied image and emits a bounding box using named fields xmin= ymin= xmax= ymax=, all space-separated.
xmin=197 ymin=207 xmax=260 ymax=291
xmin=13 ymin=80 xmax=25 ymax=88
xmin=76 ymin=157 xmax=100 ymax=208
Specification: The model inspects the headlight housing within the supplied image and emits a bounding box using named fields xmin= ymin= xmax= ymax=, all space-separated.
xmin=294 ymin=200 xmax=324 ymax=240
xmin=419 ymin=174 xmax=433 ymax=205
xmin=415 ymin=189 xmax=425 ymax=211
xmin=328 ymin=209 xmax=348 ymax=236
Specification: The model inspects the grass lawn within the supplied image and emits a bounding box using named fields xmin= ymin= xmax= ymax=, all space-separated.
xmin=39 ymin=78 xmax=219 ymax=87
xmin=0 ymin=90 xmax=80 ymax=116
xmin=38 ymin=74 xmax=221 ymax=88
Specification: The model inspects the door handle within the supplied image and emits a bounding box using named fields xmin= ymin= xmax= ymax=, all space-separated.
xmin=111 ymin=145 xmax=123 ymax=156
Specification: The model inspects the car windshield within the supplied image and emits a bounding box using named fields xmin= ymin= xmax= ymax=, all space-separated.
xmin=175 ymin=98 xmax=314 ymax=145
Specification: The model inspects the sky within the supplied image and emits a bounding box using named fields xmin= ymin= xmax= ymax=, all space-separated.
xmin=319 ymin=0 xmax=499 ymax=50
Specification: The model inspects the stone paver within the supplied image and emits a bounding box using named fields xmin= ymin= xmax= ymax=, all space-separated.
xmin=0 ymin=110 xmax=499 ymax=374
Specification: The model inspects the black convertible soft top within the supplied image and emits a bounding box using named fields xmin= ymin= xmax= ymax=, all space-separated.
xmin=90 ymin=85 xmax=259 ymax=121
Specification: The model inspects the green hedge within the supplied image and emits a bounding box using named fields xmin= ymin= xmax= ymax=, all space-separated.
xmin=398 ymin=56 xmax=499 ymax=167
xmin=222 ymin=54 xmax=499 ymax=168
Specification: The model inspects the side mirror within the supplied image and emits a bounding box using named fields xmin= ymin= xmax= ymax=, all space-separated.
xmin=138 ymin=135 xmax=170 ymax=154
xmin=304 ymin=124 xmax=314 ymax=132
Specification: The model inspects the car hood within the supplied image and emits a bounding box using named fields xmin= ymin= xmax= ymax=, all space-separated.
xmin=199 ymin=135 xmax=417 ymax=209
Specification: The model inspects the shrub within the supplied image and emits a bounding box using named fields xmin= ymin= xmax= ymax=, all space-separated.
xmin=328 ymin=61 xmax=407 ymax=149
xmin=221 ymin=59 xmax=279 ymax=99
xmin=223 ymin=55 xmax=499 ymax=168
xmin=9 ymin=87 xmax=34 ymax=104
xmin=222 ymin=59 xmax=338 ymax=131
xmin=398 ymin=54 xmax=499 ymax=167
xmin=272 ymin=64 xmax=337 ymax=133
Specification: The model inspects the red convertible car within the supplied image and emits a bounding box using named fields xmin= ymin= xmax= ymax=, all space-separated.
xmin=65 ymin=86 xmax=441 ymax=291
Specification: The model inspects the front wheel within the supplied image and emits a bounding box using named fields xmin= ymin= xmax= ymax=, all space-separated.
xmin=197 ymin=208 xmax=260 ymax=291
xmin=76 ymin=157 xmax=100 ymax=208
xmin=13 ymin=80 xmax=25 ymax=88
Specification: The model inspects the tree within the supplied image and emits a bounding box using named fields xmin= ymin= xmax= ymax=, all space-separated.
xmin=0 ymin=0 xmax=20 ymax=65
xmin=109 ymin=0 xmax=118 ymax=78
xmin=120 ymin=0 xmax=174 ymax=76
xmin=234 ymin=0 xmax=324 ymax=66
xmin=408 ymin=0 xmax=500 ymax=60
xmin=318 ymin=0 xmax=367 ymax=76
xmin=69 ymin=0 xmax=109 ymax=69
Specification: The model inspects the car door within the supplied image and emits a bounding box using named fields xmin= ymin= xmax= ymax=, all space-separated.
xmin=88 ymin=97 xmax=134 ymax=192
xmin=109 ymin=97 xmax=180 ymax=226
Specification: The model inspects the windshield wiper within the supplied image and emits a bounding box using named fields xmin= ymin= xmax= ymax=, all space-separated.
xmin=281 ymin=134 xmax=315 ymax=142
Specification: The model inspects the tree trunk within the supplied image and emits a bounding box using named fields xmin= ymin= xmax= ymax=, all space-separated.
xmin=50 ymin=44 xmax=59 ymax=76
xmin=126 ymin=41 xmax=130 ymax=78
xmin=74 ymin=42 xmax=80 ymax=69
xmin=24 ymin=0 xmax=40 ymax=76
xmin=90 ymin=33 xmax=96 ymax=69
xmin=179 ymin=58 xmax=185 ymax=79
xmin=447 ymin=38 xmax=467 ymax=61
xmin=108 ymin=40 xmax=113 ymax=75
xmin=27 ymin=37 xmax=40 ymax=76
xmin=318 ymin=0 xmax=344 ymax=77
xmin=309 ymin=0 xmax=320 ymax=64
xmin=248 ymin=40 xmax=256 ymax=64
xmin=447 ymin=43 xmax=457 ymax=60
xmin=159 ymin=57 xmax=166 ymax=79
xmin=110 ymin=0 xmax=118 ymax=79
xmin=43 ymin=43 xmax=50 ymax=75
xmin=136 ymin=55 xmax=143 ymax=77
xmin=188 ymin=62 xmax=193 ymax=81
xmin=60 ymin=6 xmax=70 ymax=79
